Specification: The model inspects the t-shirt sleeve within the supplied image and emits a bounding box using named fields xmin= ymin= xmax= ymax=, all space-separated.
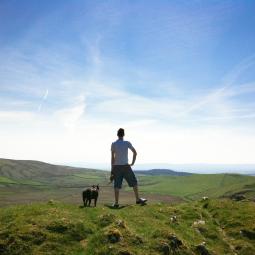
xmin=127 ymin=141 xmax=134 ymax=150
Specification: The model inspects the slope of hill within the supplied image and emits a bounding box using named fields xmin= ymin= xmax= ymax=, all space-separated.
xmin=134 ymin=169 xmax=192 ymax=176
xmin=0 ymin=158 xmax=108 ymax=188
xmin=0 ymin=199 xmax=254 ymax=255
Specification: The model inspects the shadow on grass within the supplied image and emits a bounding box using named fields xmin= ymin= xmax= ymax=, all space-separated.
xmin=104 ymin=204 xmax=132 ymax=209
xmin=79 ymin=205 xmax=97 ymax=209
xmin=78 ymin=203 xmax=146 ymax=209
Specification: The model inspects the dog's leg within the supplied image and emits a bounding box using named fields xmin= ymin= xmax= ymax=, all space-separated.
xmin=88 ymin=199 xmax=91 ymax=207
xmin=94 ymin=198 xmax=97 ymax=207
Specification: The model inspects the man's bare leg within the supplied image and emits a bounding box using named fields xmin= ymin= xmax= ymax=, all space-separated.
xmin=114 ymin=188 xmax=119 ymax=205
xmin=133 ymin=185 xmax=139 ymax=201
xmin=133 ymin=185 xmax=147 ymax=204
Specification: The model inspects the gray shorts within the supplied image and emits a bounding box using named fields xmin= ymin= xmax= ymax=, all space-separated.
xmin=112 ymin=165 xmax=138 ymax=189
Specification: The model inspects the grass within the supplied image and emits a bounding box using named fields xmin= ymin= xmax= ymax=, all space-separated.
xmin=0 ymin=176 xmax=18 ymax=184
xmin=0 ymin=199 xmax=254 ymax=255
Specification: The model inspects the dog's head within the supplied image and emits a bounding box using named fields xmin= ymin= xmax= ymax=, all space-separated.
xmin=91 ymin=184 xmax=99 ymax=191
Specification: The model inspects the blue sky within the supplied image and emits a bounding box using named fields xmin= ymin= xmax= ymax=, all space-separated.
xmin=0 ymin=0 xmax=255 ymax=168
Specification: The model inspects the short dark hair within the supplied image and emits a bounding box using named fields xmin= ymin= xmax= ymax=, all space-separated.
xmin=117 ymin=128 xmax=125 ymax=137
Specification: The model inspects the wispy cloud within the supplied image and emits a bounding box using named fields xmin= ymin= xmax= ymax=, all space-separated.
xmin=54 ymin=94 xmax=86 ymax=131
xmin=221 ymin=54 xmax=255 ymax=86
xmin=176 ymin=54 xmax=255 ymax=122
xmin=37 ymin=89 xmax=48 ymax=112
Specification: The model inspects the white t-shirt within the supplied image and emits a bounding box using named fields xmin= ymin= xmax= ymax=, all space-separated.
xmin=111 ymin=139 xmax=134 ymax=165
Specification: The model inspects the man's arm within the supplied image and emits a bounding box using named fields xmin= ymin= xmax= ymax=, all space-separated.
xmin=110 ymin=151 xmax=115 ymax=182
xmin=129 ymin=147 xmax=137 ymax=166
xmin=111 ymin=151 xmax=115 ymax=171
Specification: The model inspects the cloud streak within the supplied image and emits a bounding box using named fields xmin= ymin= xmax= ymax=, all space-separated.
xmin=37 ymin=89 xmax=48 ymax=112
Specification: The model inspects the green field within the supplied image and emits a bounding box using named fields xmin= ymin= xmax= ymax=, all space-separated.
xmin=1 ymin=158 xmax=255 ymax=206
xmin=0 ymin=176 xmax=18 ymax=184
xmin=0 ymin=199 xmax=254 ymax=255
xmin=134 ymin=174 xmax=255 ymax=200
xmin=2 ymin=172 xmax=255 ymax=205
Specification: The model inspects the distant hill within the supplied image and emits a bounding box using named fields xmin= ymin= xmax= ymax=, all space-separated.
xmin=0 ymin=158 xmax=111 ymax=207
xmin=0 ymin=158 xmax=102 ymax=179
xmin=135 ymin=169 xmax=192 ymax=176
xmin=134 ymin=163 xmax=255 ymax=174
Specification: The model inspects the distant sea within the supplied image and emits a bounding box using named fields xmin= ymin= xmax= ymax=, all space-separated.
xmin=61 ymin=161 xmax=255 ymax=175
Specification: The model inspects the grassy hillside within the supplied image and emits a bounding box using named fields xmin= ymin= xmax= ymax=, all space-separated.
xmin=135 ymin=174 xmax=255 ymax=200
xmin=0 ymin=199 xmax=255 ymax=255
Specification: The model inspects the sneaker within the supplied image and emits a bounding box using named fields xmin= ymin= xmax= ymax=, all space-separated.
xmin=136 ymin=198 xmax=147 ymax=204
xmin=112 ymin=203 xmax=119 ymax=208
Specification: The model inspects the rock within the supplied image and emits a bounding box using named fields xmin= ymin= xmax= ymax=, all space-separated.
xmin=193 ymin=220 xmax=206 ymax=227
xmin=48 ymin=199 xmax=55 ymax=205
xmin=170 ymin=215 xmax=177 ymax=223
xmin=202 ymin=197 xmax=209 ymax=201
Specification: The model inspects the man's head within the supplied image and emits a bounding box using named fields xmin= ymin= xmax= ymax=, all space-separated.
xmin=117 ymin=128 xmax=125 ymax=138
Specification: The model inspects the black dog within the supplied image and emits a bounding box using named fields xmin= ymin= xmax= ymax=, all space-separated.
xmin=82 ymin=185 xmax=99 ymax=207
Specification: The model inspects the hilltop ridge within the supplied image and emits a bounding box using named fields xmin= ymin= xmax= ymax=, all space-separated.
xmin=0 ymin=158 xmax=93 ymax=179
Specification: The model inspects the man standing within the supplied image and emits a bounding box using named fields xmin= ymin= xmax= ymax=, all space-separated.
xmin=110 ymin=128 xmax=147 ymax=208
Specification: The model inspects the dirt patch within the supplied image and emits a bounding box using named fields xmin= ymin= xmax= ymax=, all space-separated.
xmin=0 ymin=186 xmax=183 ymax=207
